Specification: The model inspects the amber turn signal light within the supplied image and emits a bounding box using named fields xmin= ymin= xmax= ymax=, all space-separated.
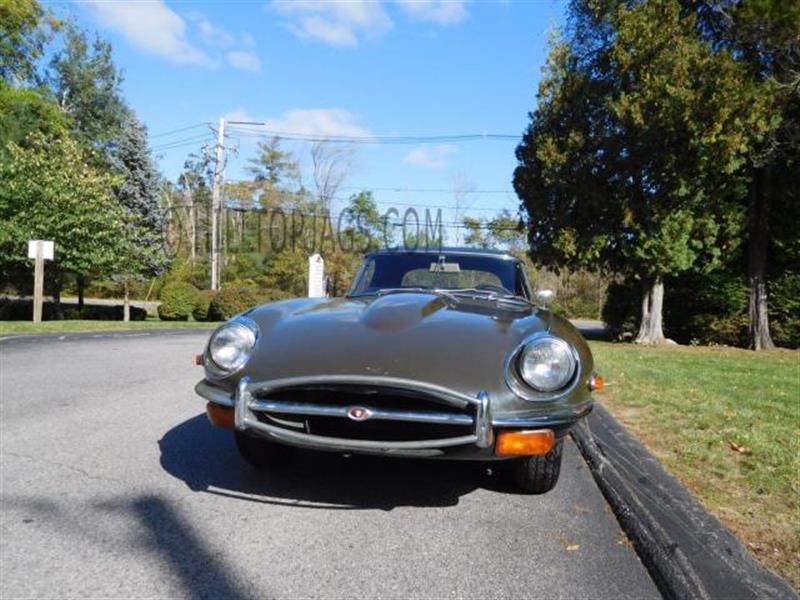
xmin=589 ymin=374 xmax=605 ymax=392
xmin=495 ymin=429 xmax=555 ymax=456
xmin=194 ymin=354 xmax=204 ymax=366
xmin=206 ymin=402 xmax=234 ymax=429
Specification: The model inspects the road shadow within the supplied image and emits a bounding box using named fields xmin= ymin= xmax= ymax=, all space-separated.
xmin=159 ymin=415 xmax=502 ymax=510
xmin=129 ymin=495 xmax=256 ymax=599
xmin=4 ymin=493 xmax=256 ymax=599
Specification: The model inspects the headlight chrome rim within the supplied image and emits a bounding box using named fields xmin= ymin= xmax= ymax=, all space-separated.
xmin=504 ymin=333 xmax=580 ymax=402
xmin=206 ymin=316 xmax=260 ymax=376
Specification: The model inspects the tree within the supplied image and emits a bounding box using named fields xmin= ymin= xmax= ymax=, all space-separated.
xmin=311 ymin=140 xmax=355 ymax=209
xmin=0 ymin=82 xmax=69 ymax=152
xmin=488 ymin=210 xmax=525 ymax=253
xmin=48 ymin=22 xmax=126 ymax=154
xmin=514 ymin=1 xmax=769 ymax=344
xmin=341 ymin=191 xmax=386 ymax=251
xmin=108 ymin=113 xmax=169 ymax=319
xmin=246 ymin=137 xmax=300 ymax=188
xmin=176 ymin=154 xmax=213 ymax=261
xmin=0 ymin=0 xmax=56 ymax=85
xmin=462 ymin=217 xmax=488 ymax=248
xmin=0 ymin=132 xmax=128 ymax=315
xmin=692 ymin=0 xmax=800 ymax=349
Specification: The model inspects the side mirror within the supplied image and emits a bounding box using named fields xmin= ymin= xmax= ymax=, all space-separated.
xmin=535 ymin=289 xmax=555 ymax=307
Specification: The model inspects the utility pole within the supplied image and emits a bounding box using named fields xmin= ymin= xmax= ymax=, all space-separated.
xmin=210 ymin=117 xmax=225 ymax=290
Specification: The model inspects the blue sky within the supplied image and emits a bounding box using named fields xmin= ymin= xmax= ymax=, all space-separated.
xmin=65 ymin=0 xmax=564 ymax=241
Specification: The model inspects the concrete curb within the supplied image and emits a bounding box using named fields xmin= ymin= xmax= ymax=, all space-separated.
xmin=572 ymin=405 xmax=797 ymax=600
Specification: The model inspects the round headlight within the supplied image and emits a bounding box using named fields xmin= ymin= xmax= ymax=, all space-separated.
xmin=208 ymin=321 xmax=257 ymax=372
xmin=517 ymin=336 xmax=577 ymax=392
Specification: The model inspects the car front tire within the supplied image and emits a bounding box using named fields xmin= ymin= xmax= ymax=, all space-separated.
xmin=514 ymin=440 xmax=563 ymax=494
xmin=234 ymin=431 xmax=293 ymax=468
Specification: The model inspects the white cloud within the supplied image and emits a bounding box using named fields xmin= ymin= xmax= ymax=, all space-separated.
xmin=224 ymin=108 xmax=373 ymax=138
xmin=271 ymin=0 xmax=393 ymax=47
xmin=227 ymin=50 xmax=262 ymax=72
xmin=270 ymin=0 xmax=470 ymax=46
xmin=395 ymin=0 xmax=469 ymax=25
xmin=403 ymin=144 xmax=458 ymax=168
xmin=83 ymin=0 xmax=214 ymax=67
xmin=189 ymin=14 xmax=236 ymax=47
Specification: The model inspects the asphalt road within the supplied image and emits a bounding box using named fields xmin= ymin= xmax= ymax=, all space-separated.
xmin=0 ymin=331 xmax=658 ymax=599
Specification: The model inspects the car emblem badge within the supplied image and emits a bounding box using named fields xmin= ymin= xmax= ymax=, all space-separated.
xmin=347 ymin=406 xmax=373 ymax=422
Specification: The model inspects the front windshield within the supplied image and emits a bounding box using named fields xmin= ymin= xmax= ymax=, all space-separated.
xmin=349 ymin=253 xmax=525 ymax=297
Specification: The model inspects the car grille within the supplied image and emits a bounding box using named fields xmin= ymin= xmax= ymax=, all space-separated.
xmin=250 ymin=384 xmax=476 ymax=443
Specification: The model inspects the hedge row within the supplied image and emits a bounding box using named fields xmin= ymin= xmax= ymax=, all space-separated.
xmin=158 ymin=283 xmax=292 ymax=322
xmin=0 ymin=298 xmax=147 ymax=321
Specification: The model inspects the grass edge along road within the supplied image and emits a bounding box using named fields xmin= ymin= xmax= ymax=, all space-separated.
xmin=590 ymin=341 xmax=800 ymax=590
xmin=0 ymin=320 xmax=215 ymax=336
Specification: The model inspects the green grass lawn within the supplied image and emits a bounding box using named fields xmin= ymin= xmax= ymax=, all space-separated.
xmin=0 ymin=319 xmax=216 ymax=336
xmin=590 ymin=341 xmax=800 ymax=589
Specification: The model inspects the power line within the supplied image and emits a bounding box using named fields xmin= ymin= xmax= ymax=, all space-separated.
xmin=323 ymin=191 xmax=518 ymax=212
xmin=338 ymin=185 xmax=516 ymax=194
xmin=150 ymin=122 xmax=211 ymax=139
xmin=226 ymin=122 xmax=519 ymax=145
xmin=152 ymin=135 xmax=215 ymax=152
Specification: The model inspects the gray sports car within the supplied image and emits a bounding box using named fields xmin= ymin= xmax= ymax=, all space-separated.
xmin=195 ymin=247 xmax=600 ymax=493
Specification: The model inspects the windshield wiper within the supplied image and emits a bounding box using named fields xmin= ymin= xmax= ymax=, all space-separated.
xmin=347 ymin=287 xmax=456 ymax=302
xmin=377 ymin=287 xmax=458 ymax=303
xmin=444 ymin=288 xmax=534 ymax=306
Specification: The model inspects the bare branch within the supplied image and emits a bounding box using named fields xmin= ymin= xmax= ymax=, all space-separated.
xmin=311 ymin=140 xmax=356 ymax=210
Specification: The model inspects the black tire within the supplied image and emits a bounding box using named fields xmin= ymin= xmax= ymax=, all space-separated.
xmin=513 ymin=440 xmax=564 ymax=494
xmin=234 ymin=431 xmax=293 ymax=469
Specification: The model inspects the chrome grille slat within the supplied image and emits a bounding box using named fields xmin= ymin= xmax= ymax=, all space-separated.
xmin=235 ymin=376 xmax=494 ymax=451
xmin=250 ymin=398 xmax=474 ymax=426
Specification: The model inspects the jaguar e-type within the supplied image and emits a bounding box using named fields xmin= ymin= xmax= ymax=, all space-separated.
xmin=195 ymin=247 xmax=599 ymax=493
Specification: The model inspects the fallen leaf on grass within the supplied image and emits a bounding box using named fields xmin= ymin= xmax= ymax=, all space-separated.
xmin=728 ymin=440 xmax=752 ymax=455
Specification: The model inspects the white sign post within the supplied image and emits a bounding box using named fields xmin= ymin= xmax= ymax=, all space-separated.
xmin=308 ymin=253 xmax=325 ymax=298
xmin=27 ymin=240 xmax=54 ymax=323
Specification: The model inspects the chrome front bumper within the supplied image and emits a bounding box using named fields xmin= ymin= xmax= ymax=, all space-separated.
xmin=195 ymin=376 xmax=592 ymax=458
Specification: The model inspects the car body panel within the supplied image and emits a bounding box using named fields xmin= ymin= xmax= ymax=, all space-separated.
xmin=196 ymin=248 xmax=595 ymax=459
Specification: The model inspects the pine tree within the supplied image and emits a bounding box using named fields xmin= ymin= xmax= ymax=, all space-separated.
xmin=109 ymin=113 xmax=169 ymax=318
xmin=112 ymin=113 xmax=165 ymax=236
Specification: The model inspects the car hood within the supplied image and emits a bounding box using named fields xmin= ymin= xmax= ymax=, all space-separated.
xmin=237 ymin=292 xmax=550 ymax=398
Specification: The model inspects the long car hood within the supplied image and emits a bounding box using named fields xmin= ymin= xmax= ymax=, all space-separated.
xmin=238 ymin=293 xmax=549 ymax=398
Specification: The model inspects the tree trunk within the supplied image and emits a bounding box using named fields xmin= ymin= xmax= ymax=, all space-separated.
xmin=123 ymin=281 xmax=130 ymax=323
xmin=635 ymin=276 xmax=666 ymax=344
xmin=748 ymin=167 xmax=775 ymax=350
xmin=77 ymin=275 xmax=85 ymax=317
xmin=52 ymin=275 xmax=63 ymax=321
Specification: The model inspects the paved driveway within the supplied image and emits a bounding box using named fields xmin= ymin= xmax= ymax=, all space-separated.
xmin=0 ymin=332 xmax=658 ymax=598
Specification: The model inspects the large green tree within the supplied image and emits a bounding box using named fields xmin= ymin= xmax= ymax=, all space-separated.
xmin=0 ymin=132 xmax=128 ymax=313
xmin=0 ymin=0 xmax=55 ymax=85
xmin=691 ymin=0 xmax=800 ymax=349
xmin=514 ymin=0 xmax=771 ymax=344
xmin=48 ymin=22 xmax=127 ymax=154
